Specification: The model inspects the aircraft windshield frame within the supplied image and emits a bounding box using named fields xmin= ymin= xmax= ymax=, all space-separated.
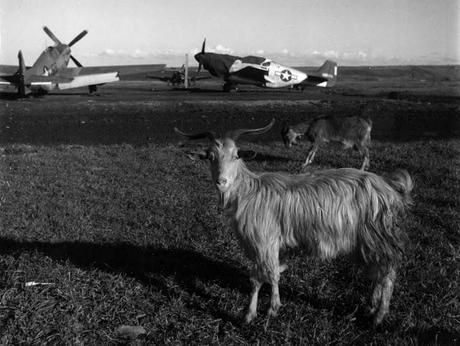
xmin=261 ymin=61 xmax=271 ymax=67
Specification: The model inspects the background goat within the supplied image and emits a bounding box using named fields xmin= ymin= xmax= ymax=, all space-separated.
xmin=175 ymin=119 xmax=412 ymax=326
xmin=281 ymin=114 xmax=372 ymax=170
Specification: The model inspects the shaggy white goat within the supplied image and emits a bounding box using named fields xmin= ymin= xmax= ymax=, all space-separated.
xmin=175 ymin=119 xmax=412 ymax=326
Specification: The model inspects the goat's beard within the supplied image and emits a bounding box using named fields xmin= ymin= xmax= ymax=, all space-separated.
xmin=218 ymin=191 xmax=225 ymax=209
xmin=217 ymin=190 xmax=232 ymax=210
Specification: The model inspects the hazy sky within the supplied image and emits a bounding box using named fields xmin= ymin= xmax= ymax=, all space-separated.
xmin=1 ymin=0 xmax=458 ymax=66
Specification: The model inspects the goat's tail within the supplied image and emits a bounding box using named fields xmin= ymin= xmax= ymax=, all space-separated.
xmin=385 ymin=169 xmax=414 ymax=206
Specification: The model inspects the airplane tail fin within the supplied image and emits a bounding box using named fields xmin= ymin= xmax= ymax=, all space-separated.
xmin=298 ymin=60 xmax=338 ymax=89
xmin=316 ymin=60 xmax=338 ymax=87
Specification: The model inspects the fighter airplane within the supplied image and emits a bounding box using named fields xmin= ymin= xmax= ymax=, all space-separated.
xmin=0 ymin=26 xmax=166 ymax=97
xmin=194 ymin=39 xmax=337 ymax=91
xmin=147 ymin=64 xmax=211 ymax=88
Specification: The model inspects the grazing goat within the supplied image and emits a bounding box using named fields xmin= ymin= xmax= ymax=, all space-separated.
xmin=281 ymin=115 xmax=372 ymax=170
xmin=175 ymin=119 xmax=412 ymax=326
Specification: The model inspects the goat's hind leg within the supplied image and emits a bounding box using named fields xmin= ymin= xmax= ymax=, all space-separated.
xmin=370 ymin=266 xmax=396 ymax=326
xmin=369 ymin=282 xmax=382 ymax=315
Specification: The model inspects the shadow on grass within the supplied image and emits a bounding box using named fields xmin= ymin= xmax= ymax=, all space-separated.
xmin=0 ymin=237 xmax=247 ymax=321
xmin=0 ymin=237 xmax=382 ymax=326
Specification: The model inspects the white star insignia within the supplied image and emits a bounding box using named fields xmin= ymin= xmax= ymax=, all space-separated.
xmin=280 ymin=70 xmax=292 ymax=82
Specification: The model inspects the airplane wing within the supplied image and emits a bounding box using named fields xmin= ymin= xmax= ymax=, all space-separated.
xmin=146 ymin=74 xmax=174 ymax=82
xmin=0 ymin=76 xmax=14 ymax=91
xmin=23 ymin=72 xmax=119 ymax=91
xmin=59 ymin=64 xmax=166 ymax=79
xmin=0 ymin=65 xmax=20 ymax=76
xmin=191 ymin=75 xmax=212 ymax=81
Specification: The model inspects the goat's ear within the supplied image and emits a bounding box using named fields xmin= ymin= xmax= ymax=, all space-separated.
xmin=186 ymin=149 xmax=208 ymax=161
xmin=237 ymin=149 xmax=257 ymax=160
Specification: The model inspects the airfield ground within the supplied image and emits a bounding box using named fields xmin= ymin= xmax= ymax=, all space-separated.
xmin=0 ymin=66 xmax=459 ymax=344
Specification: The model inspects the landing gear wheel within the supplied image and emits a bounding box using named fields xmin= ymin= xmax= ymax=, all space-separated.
xmin=223 ymin=82 xmax=238 ymax=92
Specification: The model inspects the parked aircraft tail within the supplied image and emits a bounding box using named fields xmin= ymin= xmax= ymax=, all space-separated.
xmin=297 ymin=60 xmax=338 ymax=89
xmin=317 ymin=60 xmax=337 ymax=87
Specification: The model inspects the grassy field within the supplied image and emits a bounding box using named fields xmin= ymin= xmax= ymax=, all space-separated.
xmin=0 ymin=72 xmax=459 ymax=344
xmin=0 ymin=134 xmax=459 ymax=344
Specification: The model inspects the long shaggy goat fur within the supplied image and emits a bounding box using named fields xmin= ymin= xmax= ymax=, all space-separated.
xmin=176 ymin=121 xmax=412 ymax=325
xmin=223 ymin=164 xmax=411 ymax=266
xmin=223 ymin=158 xmax=412 ymax=325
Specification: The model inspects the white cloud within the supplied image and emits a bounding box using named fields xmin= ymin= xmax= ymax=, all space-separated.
xmin=324 ymin=50 xmax=339 ymax=59
xmin=214 ymin=44 xmax=233 ymax=54
xmin=77 ymin=47 xmax=459 ymax=67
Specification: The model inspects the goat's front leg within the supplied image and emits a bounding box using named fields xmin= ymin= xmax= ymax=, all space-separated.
xmin=268 ymin=278 xmax=281 ymax=317
xmin=303 ymin=143 xmax=319 ymax=166
xmin=245 ymin=276 xmax=262 ymax=323
xmin=358 ymin=145 xmax=370 ymax=170
xmin=267 ymin=249 xmax=283 ymax=317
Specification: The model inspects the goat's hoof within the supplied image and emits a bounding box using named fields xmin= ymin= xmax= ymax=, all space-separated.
xmin=372 ymin=314 xmax=385 ymax=327
xmin=245 ymin=312 xmax=257 ymax=324
xmin=267 ymin=306 xmax=280 ymax=318
xmin=279 ymin=264 xmax=288 ymax=273
xmin=367 ymin=306 xmax=377 ymax=316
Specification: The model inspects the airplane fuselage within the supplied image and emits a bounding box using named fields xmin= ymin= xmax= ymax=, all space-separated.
xmin=27 ymin=44 xmax=70 ymax=79
xmin=195 ymin=52 xmax=307 ymax=89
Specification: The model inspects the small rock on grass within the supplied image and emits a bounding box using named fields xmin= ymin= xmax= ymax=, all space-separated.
xmin=115 ymin=325 xmax=146 ymax=340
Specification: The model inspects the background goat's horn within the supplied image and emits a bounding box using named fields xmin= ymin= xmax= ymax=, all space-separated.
xmin=226 ymin=118 xmax=275 ymax=140
xmin=174 ymin=127 xmax=216 ymax=142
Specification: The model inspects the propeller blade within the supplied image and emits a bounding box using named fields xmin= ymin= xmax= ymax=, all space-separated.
xmin=43 ymin=26 xmax=61 ymax=45
xmin=70 ymin=55 xmax=83 ymax=67
xmin=68 ymin=30 xmax=88 ymax=47
xmin=17 ymin=50 xmax=26 ymax=97
xmin=18 ymin=50 xmax=25 ymax=74
xmin=201 ymin=38 xmax=206 ymax=53
xmin=197 ymin=63 xmax=202 ymax=75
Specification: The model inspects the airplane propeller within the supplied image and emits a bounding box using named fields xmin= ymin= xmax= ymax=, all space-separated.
xmin=43 ymin=26 xmax=62 ymax=45
xmin=196 ymin=38 xmax=206 ymax=75
xmin=70 ymin=55 xmax=83 ymax=67
xmin=16 ymin=50 xmax=26 ymax=97
xmin=42 ymin=26 xmax=96 ymax=93
xmin=68 ymin=30 xmax=88 ymax=47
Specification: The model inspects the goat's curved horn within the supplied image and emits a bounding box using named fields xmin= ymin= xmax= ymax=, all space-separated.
xmin=226 ymin=118 xmax=275 ymax=140
xmin=174 ymin=127 xmax=216 ymax=142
